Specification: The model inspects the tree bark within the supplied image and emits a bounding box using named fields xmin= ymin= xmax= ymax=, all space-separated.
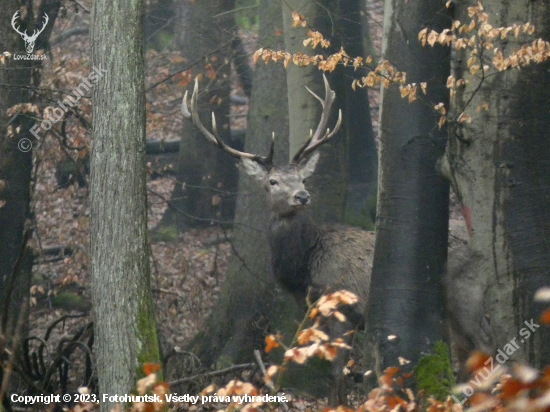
xmin=443 ymin=0 xmax=550 ymax=367
xmin=282 ymin=0 xmax=348 ymax=224
xmin=90 ymin=1 xmax=160 ymax=410
xmin=340 ymin=0 xmax=378 ymax=229
xmin=184 ymin=0 xmax=292 ymax=373
xmin=158 ymin=0 xmax=238 ymax=232
xmin=0 ymin=3 xmax=61 ymax=399
xmin=0 ymin=1 xmax=33 ymax=341
xmin=367 ymin=0 xmax=452 ymax=372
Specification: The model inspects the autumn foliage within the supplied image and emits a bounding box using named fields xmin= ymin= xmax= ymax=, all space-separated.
xmin=253 ymin=1 xmax=550 ymax=133
xmin=67 ymin=289 xmax=550 ymax=412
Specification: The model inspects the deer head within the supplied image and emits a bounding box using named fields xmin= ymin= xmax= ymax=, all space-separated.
xmin=12 ymin=11 xmax=49 ymax=54
xmin=181 ymin=74 xmax=342 ymax=217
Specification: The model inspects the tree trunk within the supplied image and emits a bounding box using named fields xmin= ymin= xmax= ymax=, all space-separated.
xmin=0 ymin=4 xmax=60 ymax=405
xmin=282 ymin=0 xmax=347 ymax=224
xmin=157 ymin=0 xmax=238 ymax=232
xmin=0 ymin=1 xmax=33 ymax=341
xmin=367 ymin=0 xmax=452 ymax=372
xmin=184 ymin=0 xmax=292 ymax=373
xmin=340 ymin=0 xmax=378 ymax=229
xmin=90 ymin=1 xmax=160 ymax=410
xmin=443 ymin=0 xmax=550 ymax=367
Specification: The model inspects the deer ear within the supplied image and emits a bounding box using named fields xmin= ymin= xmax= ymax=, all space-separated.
xmin=239 ymin=158 xmax=267 ymax=181
xmin=299 ymin=152 xmax=320 ymax=178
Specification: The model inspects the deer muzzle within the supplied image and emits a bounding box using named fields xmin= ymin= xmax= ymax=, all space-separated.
xmin=294 ymin=190 xmax=310 ymax=205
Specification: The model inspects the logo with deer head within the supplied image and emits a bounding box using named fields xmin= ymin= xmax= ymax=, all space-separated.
xmin=11 ymin=11 xmax=49 ymax=54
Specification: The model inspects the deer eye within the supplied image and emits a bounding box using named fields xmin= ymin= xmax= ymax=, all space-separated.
xmin=269 ymin=179 xmax=278 ymax=186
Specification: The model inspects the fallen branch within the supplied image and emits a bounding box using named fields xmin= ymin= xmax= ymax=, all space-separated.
xmin=40 ymin=245 xmax=73 ymax=256
xmin=152 ymin=288 xmax=184 ymax=299
xmin=146 ymin=139 xmax=180 ymax=154
xmin=167 ymin=363 xmax=255 ymax=386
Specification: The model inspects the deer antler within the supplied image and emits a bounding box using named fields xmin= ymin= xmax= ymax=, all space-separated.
xmin=11 ymin=11 xmax=26 ymax=37
xmin=30 ymin=13 xmax=49 ymax=40
xmin=291 ymin=74 xmax=342 ymax=164
xmin=182 ymin=78 xmax=274 ymax=169
xmin=11 ymin=11 xmax=48 ymax=40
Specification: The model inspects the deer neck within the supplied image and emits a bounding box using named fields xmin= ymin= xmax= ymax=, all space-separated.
xmin=268 ymin=212 xmax=318 ymax=240
xmin=268 ymin=212 xmax=320 ymax=296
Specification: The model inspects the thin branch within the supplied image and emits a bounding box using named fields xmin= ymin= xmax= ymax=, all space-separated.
xmin=51 ymin=26 xmax=89 ymax=46
xmin=1 ymin=229 xmax=32 ymax=333
xmin=455 ymin=46 xmax=487 ymax=121
xmin=167 ymin=363 xmax=255 ymax=386
xmin=146 ymin=17 xmax=176 ymax=43
xmin=152 ymin=288 xmax=184 ymax=299
xmin=253 ymin=349 xmax=289 ymax=411
xmin=219 ymin=224 xmax=269 ymax=285
xmin=146 ymin=188 xmax=234 ymax=225
xmin=72 ymin=0 xmax=90 ymax=13
xmin=149 ymin=170 xmax=239 ymax=196
xmin=212 ymin=4 xmax=259 ymax=19
xmin=146 ymin=40 xmax=233 ymax=91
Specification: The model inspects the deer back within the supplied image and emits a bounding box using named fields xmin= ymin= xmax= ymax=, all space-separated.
xmin=310 ymin=226 xmax=375 ymax=317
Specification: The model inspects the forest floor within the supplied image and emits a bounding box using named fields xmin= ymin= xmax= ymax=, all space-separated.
xmin=27 ymin=161 xmax=234 ymax=390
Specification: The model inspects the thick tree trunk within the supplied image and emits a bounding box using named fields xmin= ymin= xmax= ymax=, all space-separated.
xmin=0 ymin=1 xmax=33 ymax=341
xmin=90 ymin=1 xmax=160 ymax=411
xmin=184 ymin=0 xmax=292 ymax=372
xmin=444 ymin=0 xmax=550 ymax=367
xmin=0 ymin=5 xmax=60 ymax=404
xmin=158 ymin=0 xmax=237 ymax=232
xmin=367 ymin=0 xmax=452 ymax=372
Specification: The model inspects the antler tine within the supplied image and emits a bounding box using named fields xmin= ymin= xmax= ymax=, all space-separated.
xmin=182 ymin=78 xmax=274 ymax=168
xmin=291 ymin=74 xmax=342 ymax=164
xmin=291 ymin=129 xmax=313 ymax=165
xmin=307 ymin=74 xmax=337 ymax=145
xmin=266 ymin=132 xmax=275 ymax=166
xmin=30 ymin=13 xmax=49 ymax=39
xmin=181 ymin=79 xmax=217 ymax=145
xmin=35 ymin=13 xmax=49 ymax=37
xmin=11 ymin=11 xmax=26 ymax=36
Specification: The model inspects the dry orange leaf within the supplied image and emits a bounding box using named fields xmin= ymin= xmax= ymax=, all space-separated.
xmin=143 ymin=362 xmax=161 ymax=375
xmin=466 ymin=351 xmax=490 ymax=372
xmin=540 ymin=306 xmax=550 ymax=324
xmin=265 ymin=334 xmax=280 ymax=352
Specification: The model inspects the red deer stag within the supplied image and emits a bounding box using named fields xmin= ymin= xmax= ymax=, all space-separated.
xmin=182 ymin=75 xmax=374 ymax=405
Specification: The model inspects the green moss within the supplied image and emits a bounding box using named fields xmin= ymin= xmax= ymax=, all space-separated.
xmin=136 ymin=290 xmax=162 ymax=381
xmin=276 ymin=356 xmax=332 ymax=399
xmin=51 ymin=291 xmax=91 ymax=312
xmin=216 ymin=354 xmax=234 ymax=369
xmin=234 ymin=0 xmax=259 ymax=30
xmin=343 ymin=191 xmax=377 ymax=230
xmin=413 ymin=341 xmax=454 ymax=401
xmin=150 ymin=225 xmax=178 ymax=242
